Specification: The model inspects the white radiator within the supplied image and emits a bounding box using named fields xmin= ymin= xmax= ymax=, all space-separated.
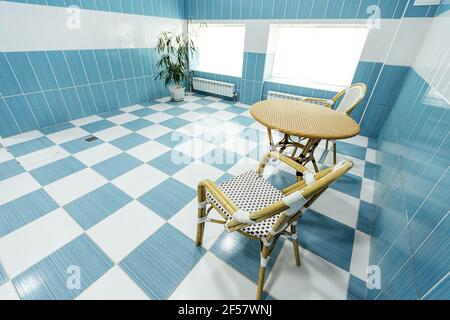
xmin=267 ymin=91 xmax=304 ymax=101
xmin=193 ymin=77 xmax=236 ymax=98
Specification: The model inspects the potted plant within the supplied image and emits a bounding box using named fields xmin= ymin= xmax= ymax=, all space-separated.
xmin=155 ymin=31 xmax=196 ymax=102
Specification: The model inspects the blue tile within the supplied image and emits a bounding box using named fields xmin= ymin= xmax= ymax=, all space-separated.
xmin=76 ymin=85 xmax=98 ymax=116
xmin=64 ymin=184 xmax=133 ymax=230
xmin=7 ymin=137 xmax=54 ymax=158
xmin=13 ymin=234 xmax=113 ymax=300
xmin=44 ymin=90 xmax=71 ymax=124
xmin=46 ymin=51 xmax=74 ymax=88
xmin=138 ymin=178 xmax=196 ymax=220
xmin=92 ymin=153 xmax=142 ymax=180
xmin=40 ymin=122 xmax=75 ymax=135
xmin=347 ymin=275 xmax=367 ymax=300
xmin=202 ymin=148 xmax=241 ymax=171
xmin=413 ymin=215 xmax=449 ymax=299
xmin=130 ymin=107 xmax=157 ymax=117
xmin=61 ymin=87 xmax=85 ymax=119
xmin=79 ymin=50 xmax=102 ymax=83
xmin=155 ymin=131 xmax=191 ymax=148
xmin=298 ymin=209 xmax=355 ymax=271
xmin=0 ymin=262 xmax=7 ymax=286
xmin=30 ymin=156 xmax=86 ymax=186
xmin=122 ymin=119 xmax=154 ymax=131
xmin=64 ymin=50 xmax=88 ymax=86
xmin=61 ymin=136 xmax=104 ymax=155
xmin=160 ymin=118 xmax=190 ymax=129
xmin=4 ymin=95 xmax=39 ymax=133
xmin=336 ymin=141 xmax=367 ymax=160
xmin=330 ymin=172 xmax=362 ymax=199
xmin=5 ymin=52 xmax=41 ymax=94
xmin=210 ymin=231 xmax=284 ymax=284
xmin=81 ymin=120 xmax=115 ymax=133
xmin=120 ymin=224 xmax=206 ymax=299
xmin=25 ymin=93 xmax=56 ymax=128
xmin=109 ymin=133 xmax=149 ymax=151
xmin=224 ymin=105 xmax=247 ymax=114
xmin=0 ymin=52 xmax=22 ymax=96
xmin=231 ymin=115 xmax=254 ymax=126
xmin=0 ymin=189 xmax=59 ymax=237
xmin=364 ymin=162 xmax=378 ymax=180
xmin=357 ymin=201 xmax=378 ymax=235
xmin=0 ymin=159 xmax=25 ymax=181
xmin=376 ymin=259 xmax=417 ymax=300
xmin=423 ymin=275 xmax=449 ymax=300
xmin=0 ymin=98 xmax=21 ymax=137
xmin=93 ymin=50 xmax=114 ymax=82
xmin=90 ymin=83 xmax=110 ymax=113
xmin=148 ymin=151 xmax=192 ymax=175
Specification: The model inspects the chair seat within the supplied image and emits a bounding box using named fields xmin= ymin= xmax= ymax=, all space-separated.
xmin=206 ymin=171 xmax=285 ymax=238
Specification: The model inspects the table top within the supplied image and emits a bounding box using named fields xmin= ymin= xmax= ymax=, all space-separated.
xmin=250 ymin=99 xmax=360 ymax=140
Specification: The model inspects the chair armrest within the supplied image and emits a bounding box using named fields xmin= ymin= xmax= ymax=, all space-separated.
xmin=257 ymin=151 xmax=309 ymax=176
xmin=302 ymin=97 xmax=334 ymax=108
xmin=199 ymin=180 xmax=239 ymax=216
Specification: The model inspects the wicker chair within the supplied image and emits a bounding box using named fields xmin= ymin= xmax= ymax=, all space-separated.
xmin=303 ymin=83 xmax=367 ymax=164
xmin=196 ymin=151 xmax=354 ymax=300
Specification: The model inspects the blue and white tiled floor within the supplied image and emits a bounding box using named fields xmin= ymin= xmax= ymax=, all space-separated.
xmin=0 ymin=94 xmax=378 ymax=300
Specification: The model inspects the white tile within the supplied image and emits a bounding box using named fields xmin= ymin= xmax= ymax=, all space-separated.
xmin=121 ymin=104 xmax=144 ymax=113
xmin=70 ymin=115 xmax=103 ymax=127
xmin=107 ymin=113 xmax=139 ymax=125
xmin=169 ymin=200 xmax=224 ymax=250
xmin=47 ymin=127 xmax=89 ymax=145
xmin=0 ymin=282 xmax=20 ymax=300
xmin=73 ymin=143 xmax=122 ymax=167
xmin=143 ymin=112 xmax=173 ymax=123
xmin=217 ymin=122 xmax=246 ymax=136
xmin=0 ymin=208 xmax=83 ymax=278
xmin=234 ymin=102 xmax=249 ymax=109
xmin=169 ymin=252 xmax=256 ymax=300
xmin=87 ymin=201 xmax=165 ymax=263
xmin=155 ymin=97 xmax=171 ymax=103
xmin=183 ymin=95 xmax=202 ymax=103
xmin=0 ymin=147 xmax=13 ymax=163
xmin=342 ymin=135 xmax=368 ymax=148
xmin=150 ymin=103 xmax=172 ymax=111
xmin=208 ymin=102 xmax=231 ymax=110
xmin=16 ymin=145 xmax=70 ymax=171
xmin=177 ymin=111 xmax=206 ymax=122
xmin=44 ymin=168 xmax=107 ymax=205
xmin=77 ymin=266 xmax=149 ymax=300
xmin=204 ymin=96 xmax=222 ymax=102
xmin=211 ymin=110 xmax=237 ymax=121
xmin=179 ymin=102 xmax=203 ymax=111
xmin=174 ymin=138 xmax=215 ymax=159
xmin=310 ymin=188 xmax=360 ymax=229
xmin=113 ymin=165 xmax=168 ymax=199
xmin=177 ymin=123 xmax=207 ymax=137
xmin=0 ymin=173 xmax=40 ymax=206
xmin=365 ymin=148 xmax=379 ymax=164
xmin=0 ymin=130 xmax=43 ymax=147
xmin=227 ymin=157 xmax=260 ymax=176
xmin=265 ymin=241 xmax=349 ymax=300
xmin=126 ymin=141 xmax=170 ymax=163
xmin=360 ymin=178 xmax=375 ymax=204
xmin=137 ymin=124 xmax=172 ymax=139
xmin=321 ymin=150 xmax=366 ymax=178
xmin=350 ymin=231 xmax=371 ymax=282
xmin=173 ymin=162 xmax=224 ymax=190
xmin=94 ymin=126 xmax=132 ymax=142
xmin=221 ymin=137 xmax=258 ymax=156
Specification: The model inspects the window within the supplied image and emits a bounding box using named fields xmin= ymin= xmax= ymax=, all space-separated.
xmin=190 ymin=24 xmax=246 ymax=77
xmin=267 ymin=25 xmax=369 ymax=91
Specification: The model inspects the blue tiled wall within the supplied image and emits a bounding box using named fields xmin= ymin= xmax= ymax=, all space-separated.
xmin=0 ymin=49 xmax=169 ymax=137
xmin=370 ymin=68 xmax=449 ymax=300
xmin=3 ymin=0 xmax=185 ymax=19
xmin=185 ymin=0 xmax=441 ymax=20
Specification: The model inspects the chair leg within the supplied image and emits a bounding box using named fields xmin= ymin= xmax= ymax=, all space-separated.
xmin=333 ymin=142 xmax=337 ymax=165
xmin=291 ymin=224 xmax=301 ymax=267
xmin=195 ymin=185 xmax=206 ymax=246
xmin=311 ymin=158 xmax=319 ymax=173
xmin=256 ymin=244 xmax=270 ymax=300
xmin=325 ymin=140 xmax=329 ymax=151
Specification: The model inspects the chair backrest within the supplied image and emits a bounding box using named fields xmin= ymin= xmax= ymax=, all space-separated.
xmin=333 ymin=83 xmax=367 ymax=115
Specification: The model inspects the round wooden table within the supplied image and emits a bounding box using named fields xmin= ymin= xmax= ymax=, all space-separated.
xmin=251 ymin=99 xmax=360 ymax=172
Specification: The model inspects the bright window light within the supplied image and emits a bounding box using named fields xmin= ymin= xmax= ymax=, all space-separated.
xmin=268 ymin=25 xmax=369 ymax=91
xmin=190 ymin=24 xmax=246 ymax=77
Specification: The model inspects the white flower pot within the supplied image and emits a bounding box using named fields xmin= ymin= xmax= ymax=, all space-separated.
xmin=170 ymin=86 xmax=185 ymax=102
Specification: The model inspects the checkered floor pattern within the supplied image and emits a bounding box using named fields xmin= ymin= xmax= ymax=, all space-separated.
xmin=0 ymin=94 xmax=379 ymax=300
